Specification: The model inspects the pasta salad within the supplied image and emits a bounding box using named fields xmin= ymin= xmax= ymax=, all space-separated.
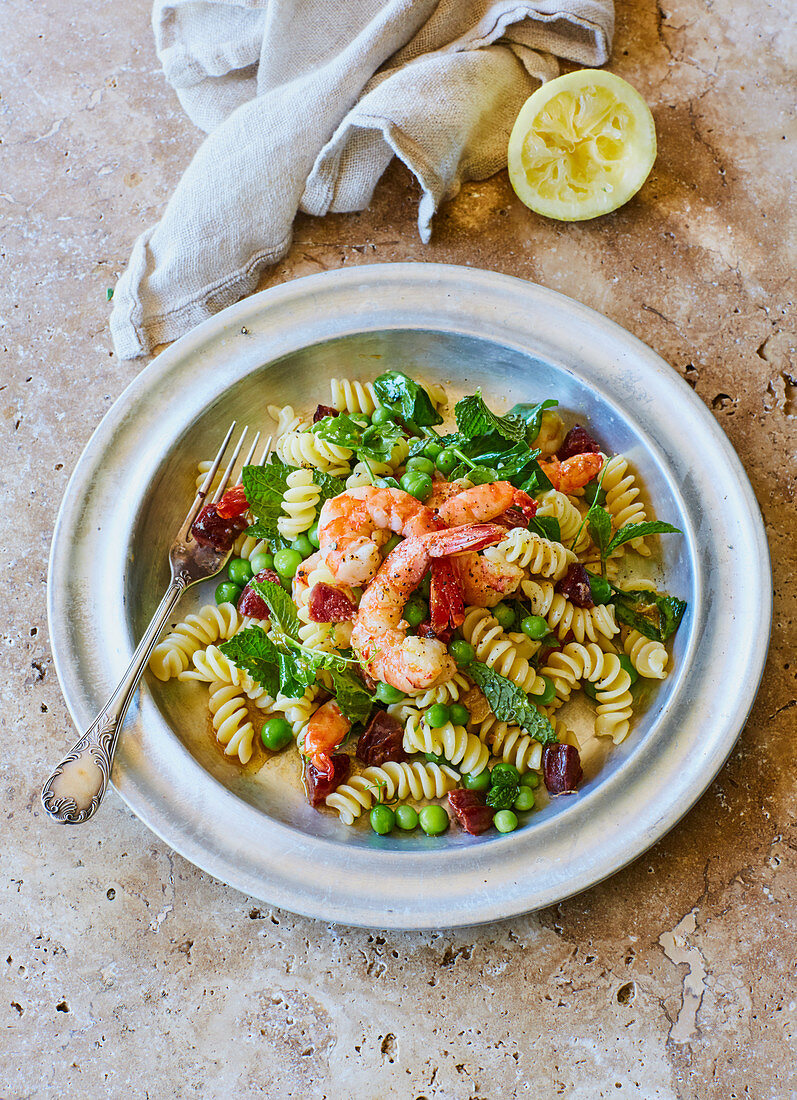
xmin=149 ymin=373 xmax=687 ymax=838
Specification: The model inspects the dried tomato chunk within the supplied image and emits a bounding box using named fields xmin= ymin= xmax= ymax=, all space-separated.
xmin=557 ymin=425 xmax=602 ymax=460
xmin=191 ymin=503 xmax=248 ymax=552
xmin=356 ymin=710 xmax=407 ymax=767
xmin=237 ymin=569 xmax=282 ymax=618
xmin=449 ymin=789 xmax=495 ymax=835
xmin=313 ymin=404 xmax=339 ymax=423
xmin=556 ymin=563 xmax=594 ymax=608
xmin=542 ymin=743 xmax=583 ymax=794
xmin=308 ymin=582 xmax=356 ymax=623
xmin=305 ymin=753 xmax=351 ymax=806
xmin=215 ymin=483 xmax=250 ymax=519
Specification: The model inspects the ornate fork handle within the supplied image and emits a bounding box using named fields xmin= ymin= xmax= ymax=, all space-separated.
xmin=41 ymin=575 xmax=189 ymax=824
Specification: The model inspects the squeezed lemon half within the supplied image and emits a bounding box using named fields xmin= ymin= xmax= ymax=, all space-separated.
xmin=508 ymin=70 xmax=657 ymax=221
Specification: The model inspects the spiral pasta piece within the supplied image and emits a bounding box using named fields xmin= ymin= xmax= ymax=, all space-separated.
xmin=208 ymin=681 xmax=255 ymax=763
xmin=405 ymin=671 xmax=470 ymax=709
xmin=232 ymin=532 xmax=270 ymax=562
xmin=194 ymin=459 xmax=221 ymax=493
xmin=425 ymin=381 xmax=448 ymax=409
xmin=483 ymin=528 xmax=576 ymax=580
xmin=476 ymin=714 xmax=543 ymax=773
xmin=149 ymin=603 xmax=242 ymax=681
xmin=178 ymin=645 xmax=276 ymax=708
xmin=330 ymin=378 xmax=381 ymax=415
xmin=624 ymin=629 xmax=669 ymax=679
xmin=600 ymin=454 xmax=650 ymax=555
xmin=345 ymin=437 xmax=410 ymax=488
xmin=277 ymin=467 xmax=321 ymax=539
xmin=519 ymin=579 xmax=619 ymax=645
xmin=536 ymin=490 xmax=591 ymax=552
xmin=277 ymin=429 xmax=352 ymax=476
xmin=533 ymin=410 xmax=566 ymax=456
xmin=268 ymin=403 xmax=305 ymax=437
xmin=326 ymin=762 xmax=460 ymax=825
xmin=461 ymin=607 xmax=548 ymax=700
xmin=539 ymin=641 xmax=607 ymax=702
xmin=272 ymin=688 xmax=320 ymax=736
xmin=594 ymin=653 xmax=634 ymax=743
xmin=403 ymin=715 xmax=489 ymax=776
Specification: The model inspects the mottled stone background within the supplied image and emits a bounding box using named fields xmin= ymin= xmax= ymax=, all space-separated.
xmin=2 ymin=0 xmax=795 ymax=1097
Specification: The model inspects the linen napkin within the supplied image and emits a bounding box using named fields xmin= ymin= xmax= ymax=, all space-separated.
xmin=110 ymin=0 xmax=614 ymax=359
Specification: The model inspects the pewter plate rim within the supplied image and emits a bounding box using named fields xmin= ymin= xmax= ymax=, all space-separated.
xmin=48 ymin=263 xmax=771 ymax=929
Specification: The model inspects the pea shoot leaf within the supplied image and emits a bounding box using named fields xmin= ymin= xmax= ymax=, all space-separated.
xmin=373 ymin=371 xmax=443 ymax=428
xmin=611 ymin=588 xmax=687 ymax=642
xmin=586 ymin=505 xmax=613 ymax=558
xmin=606 ymin=521 xmax=682 ymax=555
xmin=455 ymin=391 xmax=526 ymax=443
xmin=507 ymin=399 xmax=559 ymax=444
xmin=219 ymin=627 xmax=281 ymax=697
xmin=486 ymin=784 xmax=520 ymax=809
xmin=466 ymin=660 xmax=558 ymax=744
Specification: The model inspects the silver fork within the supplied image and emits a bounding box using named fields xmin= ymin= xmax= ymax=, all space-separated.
xmin=41 ymin=422 xmax=267 ymax=825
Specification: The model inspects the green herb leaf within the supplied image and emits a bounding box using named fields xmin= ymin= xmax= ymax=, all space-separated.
xmin=242 ymin=457 xmax=296 ymax=548
xmin=373 ymin=371 xmax=443 ymax=428
xmin=507 ymin=399 xmax=558 ymax=443
xmin=606 ymin=521 xmax=683 ymax=555
xmin=528 ymin=515 xmax=561 ymax=543
xmin=466 ymin=660 xmax=558 ymax=744
xmin=313 ymin=413 xmax=404 ymax=465
xmin=455 ymin=391 xmax=526 ymax=443
xmin=486 ymin=784 xmax=519 ymax=810
xmin=327 ymin=666 xmax=374 ymax=724
xmin=587 ymin=505 xmax=613 ymax=558
xmin=611 ymin=588 xmax=687 ymax=642
xmin=312 ymin=467 xmax=348 ymax=508
xmin=219 ymin=627 xmax=281 ymax=697
xmin=249 ymin=578 xmax=301 ymax=640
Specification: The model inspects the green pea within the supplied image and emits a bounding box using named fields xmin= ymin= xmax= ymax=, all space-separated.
xmin=521 ymin=614 xmax=549 ymax=640
xmin=494 ymin=809 xmax=519 ymax=833
xmin=514 ymin=787 xmax=535 ymax=812
xmin=462 ymin=771 xmax=491 ymax=791
xmin=215 ymin=581 xmax=242 ymax=606
xmin=587 ymin=572 xmax=612 ymax=605
xmin=307 ymin=521 xmax=321 ymax=549
xmin=423 ymin=440 xmax=443 ymax=461
xmin=425 ymin=751 xmax=447 ymax=765
xmin=405 ymin=455 xmax=436 ymax=476
xmin=249 ymin=550 xmax=274 ymax=574
xmin=449 ymin=639 xmax=475 ymax=667
xmin=436 ymin=448 xmax=459 ymax=477
xmin=400 ymin=471 xmax=433 ymax=501
xmin=419 ymin=572 xmax=432 ymax=600
xmin=227 ymin=557 xmax=253 ymax=586
xmin=273 ymin=548 xmax=303 ymax=580
xmin=536 ymin=676 xmax=557 ymax=706
xmin=291 ymin=534 xmax=314 ymax=559
xmin=370 ymin=805 xmax=395 ymax=835
xmin=449 ymin=702 xmax=470 ymax=726
xmin=426 ymin=703 xmax=451 ymax=729
xmin=371 ymin=407 xmax=396 ymax=427
xmin=394 ymin=804 xmax=419 ymax=831
xmin=374 ymin=476 xmax=400 ymax=490
xmin=468 ymin=466 xmax=498 ymax=486
xmin=583 ymin=679 xmax=598 ymax=700
xmin=419 ymin=805 xmax=449 ymax=835
xmin=490 ymin=762 xmax=521 ymax=786
xmin=382 ymin=533 xmax=402 ymax=556
xmin=375 ymin=681 xmax=405 ymax=705
xmin=618 ymin=653 xmax=639 ymax=685
xmin=520 ymin=771 xmax=541 ymax=789
xmin=404 ymin=596 xmax=428 ymax=629
xmin=492 ymin=602 xmax=515 ymax=630
xmin=260 ymin=717 xmax=293 ymax=751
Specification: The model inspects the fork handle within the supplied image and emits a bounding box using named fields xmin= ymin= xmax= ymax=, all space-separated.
xmin=41 ymin=576 xmax=189 ymax=825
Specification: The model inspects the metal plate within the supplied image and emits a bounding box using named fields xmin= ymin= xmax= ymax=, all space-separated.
xmin=48 ymin=264 xmax=771 ymax=929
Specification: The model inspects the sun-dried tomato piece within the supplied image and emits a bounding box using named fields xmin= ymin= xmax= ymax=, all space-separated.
xmin=313 ymin=404 xmax=339 ymax=423
xmin=557 ymin=425 xmax=602 ymax=460
xmin=308 ymin=582 xmax=356 ymax=623
xmin=556 ymin=563 xmax=594 ymax=608
xmin=356 ymin=710 xmax=407 ymax=767
xmin=417 ymin=620 xmax=454 ymax=645
xmin=495 ymin=506 xmax=530 ymax=529
xmin=449 ymin=789 xmax=495 ymax=835
xmin=305 ymin=752 xmax=351 ymax=806
xmin=237 ymin=569 xmax=282 ymax=618
xmin=430 ymin=557 xmax=464 ymax=633
xmin=191 ymin=503 xmax=248 ymax=552
xmin=542 ymin=743 xmax=583 ymax=794
xmin=215 ymin=483 xmax=250 ymax=519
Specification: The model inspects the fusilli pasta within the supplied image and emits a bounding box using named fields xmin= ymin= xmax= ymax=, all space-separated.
xmin=536 ymin=489 xmax=591 ymax=552
xmin=534 ymin=410 xmax=566 ymax=456
xmin=520 ymin=579 xmax=619 ymax=644
xmin=623 ymin=629 xmax=669 ymax=679
xmin=483 ymin=528 xmax=577 ymax=580
xmin=278 ymin=467 xmax=321 ymax=539
xmin=600 ymin=454 xmax=650 ymax=555
xmin=326 ymin=761 xmax=460 ymax=825
xmin=276 ymin=429 xmax=352 ymax=477
xmin=208 ymin=681 xmax=255 ymax=763
xmin=461 ymin=607 xmax=548 ymax=701
xmin=330 ymin=378 xmax=380 ymax=415
xmin=149 ymin=603 xmax=241 ymax=681
xmin=403 ymin=714 xmax=489 ymax=776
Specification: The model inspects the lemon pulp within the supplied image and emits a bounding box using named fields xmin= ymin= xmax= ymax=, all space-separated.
xmin=508 ymin=70 xmax=657 ymax=221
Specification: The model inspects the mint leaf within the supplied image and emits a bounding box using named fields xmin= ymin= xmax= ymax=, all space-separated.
xmin=466 ymin=660 xmax=557 ymax=744
xmin=313 ymin=413 xmax=404 ymax=465
xmin=249 ymin=579 xmax=301 ymax=640
xmin=611 ymin=588 xmax=687 ymax=642
xmin=455 ymin=391 xmax=526 ymax=443
xmin=528 ymin=515 xmax=561 ymax=543
xmin=486 ymin=784 xmax=519 ymax=810
xmin=312 ymin=467 xmax=347 ymax=508
xmin=587 ymin=505 xmax=613 ymax=558
xmin=242 ymin=457 xmax=295 ymax=548
xmin=606 ymin=521 xmax=682 ymax=555
xmin=219 ymin=627 xmax=281 ymax=697
xmin=373 ymin=371 xmax=442 ymax=428
xmin=327 ymin=666 xmax=374 ymax=724
xmin=507 ymin=399 xmax=558 ymax=443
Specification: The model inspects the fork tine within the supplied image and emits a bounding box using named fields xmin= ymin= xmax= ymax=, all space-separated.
xmin=182 ymin=420 xmax=237 ymax=531
xmin=236 ymin=431 xmax=261 ymax=485
xmin=258 ymin=435 xmax=273 ymax=465
xmin=211 ymin=425 xmax=248 ymax=503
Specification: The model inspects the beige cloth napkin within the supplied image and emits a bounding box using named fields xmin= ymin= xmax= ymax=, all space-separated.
xmin=110 ymin=0 xmax=614 ymax=359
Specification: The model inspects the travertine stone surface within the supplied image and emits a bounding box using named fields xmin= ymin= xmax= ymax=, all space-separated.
xmin=2 ymin=0 xmax=794 ymax=1096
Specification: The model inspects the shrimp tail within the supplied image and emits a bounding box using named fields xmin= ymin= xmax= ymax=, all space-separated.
xmin=425 ymin=523 xmax=507 ymax=557
xmin=430 ymin=557 xmax=465 ymax=634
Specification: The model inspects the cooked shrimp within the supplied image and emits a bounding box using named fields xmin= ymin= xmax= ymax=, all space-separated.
xmin=437 ymin=481 xmax=536 ymax=526
xmin=352 ymin=523 xmax=506 ymax=692
xmin=302 ymin=700 xmax=351 ymax=778
xmin=318 ymin=486 xmax=440 ymax=587
xmin=539 ymin=453 xmax=603 ymax=494
xmin=426 ymin=477 xmax=473 ymax=510
xmin=455 ymin=551 xmax=524 ymax=608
